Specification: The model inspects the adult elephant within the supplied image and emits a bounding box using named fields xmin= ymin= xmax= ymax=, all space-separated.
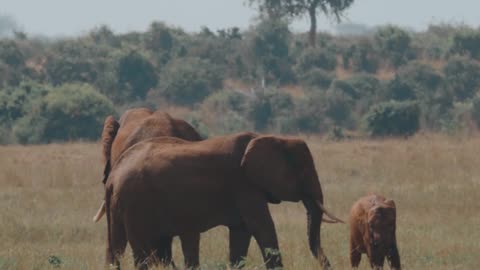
xmin=92 ymin=108 xmax=202 ymax=267
xmin=104 ymin=132 xmax=343 ymax=269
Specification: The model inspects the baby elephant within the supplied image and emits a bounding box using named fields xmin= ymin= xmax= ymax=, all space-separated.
xmin=349 ymin=194 xmax=401 ymax=270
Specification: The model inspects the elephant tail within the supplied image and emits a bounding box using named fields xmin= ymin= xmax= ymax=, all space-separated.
xmin=101 ymin=116 xmax=120 ymax=184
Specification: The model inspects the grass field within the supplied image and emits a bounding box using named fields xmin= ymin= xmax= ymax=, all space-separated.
xmin=1 ymin=135 xmax=479 ymax=269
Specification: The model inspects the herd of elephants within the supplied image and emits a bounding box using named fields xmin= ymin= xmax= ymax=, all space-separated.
xmin=91 ymin=107 xmax=401 ymax=270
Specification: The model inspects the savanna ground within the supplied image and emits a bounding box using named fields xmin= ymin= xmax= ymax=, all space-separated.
xmin=1 ymin=135 xmax=479 ymax=269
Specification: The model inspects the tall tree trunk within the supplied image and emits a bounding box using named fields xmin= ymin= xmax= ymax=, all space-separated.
xmin=308 ymin=5 xmax=317 ymax=47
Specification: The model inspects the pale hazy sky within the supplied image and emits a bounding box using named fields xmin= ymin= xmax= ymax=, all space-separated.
xmin=2 ymin=0 xmax=480 ymax=36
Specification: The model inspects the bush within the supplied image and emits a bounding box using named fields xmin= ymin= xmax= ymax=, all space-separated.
xmin=343 ymin=39 xmax=379 ymax=73
xmin=375 ymin=26 xmax=412 ymax=67
xmin=324 ymin=86 xmax=355 ymax=127
xmin=450 ymin=29 xmax=480 ymax=59
xmin=0 ymin=81 xmax=50 ymax=123
xmin=384 ymin=76 xmax=417 ymax=101
xmin=472 ymin=96 xmax=480 ymax=128
xmin=13 ymin=83 xmax=115 ymax=143
xmin=297 ymin=68 xmax=334 ymax=89
xmin=396 ymin=62 xmax=443 ymax=101
xmin=344 ymin=74 xmax=382 ymax=115
xmin=364 ymin=101 xmax=420 ymax=137
xmin=155 ymin=57 xmax=223 ymax=106
xmin=196 ymin=90 xmax=251 ymax=135
xmin=247 ymin=89 xmax=294 ymax=131
xmin=294 ymin=47 xmax=337 ymax=74
xmin=443 ymin=56 xmax=480 ymax=101
xmin=345 ymin=74 xmax=381 ymax=98
xmin=285 ymin=93 xmax=329 ymax=133
xmin=0 ymin=40 xmax=25 ymax=68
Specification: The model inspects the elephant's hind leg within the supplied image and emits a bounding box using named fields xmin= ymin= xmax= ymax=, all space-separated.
xmin=350 ymin=248 xmax=361 ymax=268
xmin=153 ymin=236 xmax=175 ymax=268
xmin=180 ymin=233 xmax=200 ymax=269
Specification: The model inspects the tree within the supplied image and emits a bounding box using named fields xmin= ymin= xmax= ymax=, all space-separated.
xmin=154 ymin=57 xmax=223 ymax=106
xmin=250 ymin=0 xmax=354 ymax=47
xmin=250 ymin=18 xmax=295 ymax=84
xmin=115 ymin=50 xmax=158 ymax=100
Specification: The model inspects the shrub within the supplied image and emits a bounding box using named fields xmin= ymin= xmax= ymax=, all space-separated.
xmin=343 ymin=39 xmax=379 ymax=73
xmin=324 ymin=86 xmax=354 ymax=127
xmin=344 ymin=74 xmax=382 ymax=115
xmin=286 ymin=93 xmax=329 ymax=133
xmin=396 ymin=62 xmax=443 ymax=101
xmin=375 ymin=26 xmax=412 ymax=67
xmin=472 ymin=96 xmax=480 ymax=128
xmin=443 ymin=56 xmax=480 ymax=101
xmin=294 ymin=47 xmax=337 ymax=74
xmin=196 ymin=90 xmax=251 ymax=135
xmin=450 ymin=29 xmax=480 ymax=59
xmin=384 ymin=76 xmax=416 ymax=101
xmin=247 ymin=89 xmax=294 ymax=131
xmin=297 ymin=68 xmax=334 ymax=89
xmin=155 ymin=57 xmax=223 ymax=106
xmin=13 ymin=83 xmax=115 ymax=143
xmin=345 ymin=74 xmax=381 ymax=98
xmin=364 ymin=101 xmax=420 ymax=137
xmin=0 ymin=40 xmax=25 ymax=68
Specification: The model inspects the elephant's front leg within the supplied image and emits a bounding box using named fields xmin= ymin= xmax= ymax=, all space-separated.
xmin=180 ymin=232 xmax=200 ymax=269
xmin=229 ymin=225 xmax=252 ymax=268
xmin=235 ymin=191 xmax=282 ymax=269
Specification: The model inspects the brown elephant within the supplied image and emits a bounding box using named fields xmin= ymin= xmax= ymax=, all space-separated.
xmin=104 ymin=132 xmax=343 ymax=270
xmin=92 ymin=108 xmax=202 ymax=267
xmin=349 ymin=194 xmax=401 ymax=270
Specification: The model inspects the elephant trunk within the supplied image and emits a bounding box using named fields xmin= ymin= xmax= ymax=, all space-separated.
xmin=303 ymin=198 xmax=322 ymax=258
xmin=302 ymin=198 xmax=332 ymax=270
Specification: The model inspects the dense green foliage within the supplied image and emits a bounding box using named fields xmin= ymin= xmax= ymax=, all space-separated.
xmin=2 ymin=17 xmax=480 ymax=143
xmin=364 ymin=101 xmax=420 ymax=137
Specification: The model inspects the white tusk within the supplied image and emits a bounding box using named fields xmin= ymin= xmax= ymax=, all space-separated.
xmin=93 ymin=201 xmax=106 ymax=222
xmin=316 ymin=201 xmax=345 ymax=224
xmin=322 ymin=217 xmax=337 ymax=224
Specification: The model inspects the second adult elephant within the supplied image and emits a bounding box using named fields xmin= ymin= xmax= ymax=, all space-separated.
xmin=93 ymin=108 xmax=202 ymax=267
xmin=104 ymin=132 xmax=343 ymax=269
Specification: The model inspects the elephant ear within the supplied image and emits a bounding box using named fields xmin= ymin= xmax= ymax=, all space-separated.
xmin=240 ymin=136 xmax=301 ymax=203
xmin=384 ymin=199 xmax=396 ymax=208
xmin=101 ymin=116 xmax=119 ymax=184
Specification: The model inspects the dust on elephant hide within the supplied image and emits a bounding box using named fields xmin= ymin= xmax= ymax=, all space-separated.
xmin=349 ymin=194 xmax=401 ymax=270
xmin=104 ymin=133 xmax=343 ymax=270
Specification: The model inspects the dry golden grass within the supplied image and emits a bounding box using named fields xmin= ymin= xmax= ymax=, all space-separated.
xmin=1 ymin=135 xmax=479 ymax=269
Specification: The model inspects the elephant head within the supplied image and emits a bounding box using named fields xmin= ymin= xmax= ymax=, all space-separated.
xmin=367 ymin=199 xmax=397 ymax=267
xmin=240 ymin=136 xmax=343 ymax=267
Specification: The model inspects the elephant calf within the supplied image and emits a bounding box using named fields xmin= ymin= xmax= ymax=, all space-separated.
xmin=349 ymin=194 xmax=401 ymax=270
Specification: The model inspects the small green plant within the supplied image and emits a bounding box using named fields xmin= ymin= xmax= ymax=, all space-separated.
xmin=48 ymin=255 xmax=62 ymax=268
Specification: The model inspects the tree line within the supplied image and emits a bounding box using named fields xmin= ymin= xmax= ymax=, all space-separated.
xmin=2 ymin=2 xmax=480 ymax=143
